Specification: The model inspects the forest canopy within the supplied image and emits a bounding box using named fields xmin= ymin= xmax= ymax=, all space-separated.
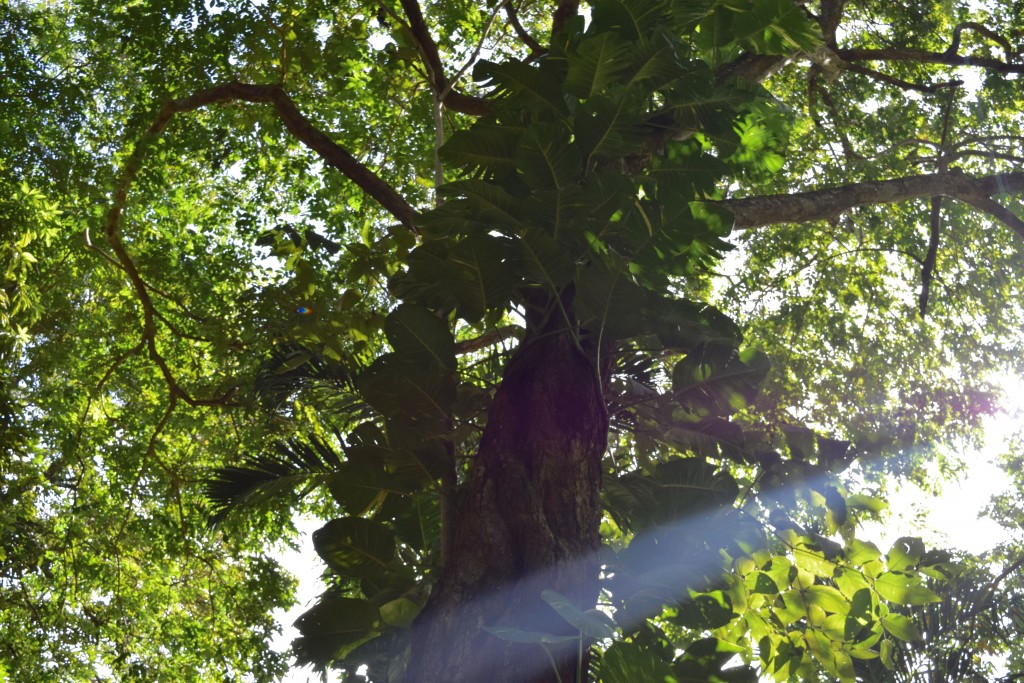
xmin=3 ymin=0 xmax=1024 ymax=681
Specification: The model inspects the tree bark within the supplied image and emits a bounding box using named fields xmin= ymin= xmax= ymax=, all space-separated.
xmin=406 ymin=320 xmax=608 ymax=683
xmin=719 ymin=170 xmax=1024 ymax=237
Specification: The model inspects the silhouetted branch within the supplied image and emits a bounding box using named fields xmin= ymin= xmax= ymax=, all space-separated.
xmin=504 ymin=0 xmax=545 ymax=58
xmin=838 ymin=46 xmax=1024 ymax=73
xmin=551 ymin=0 xmax=579 ymax=38
xmin=918 ymin=86 xmax=957 ymax=317
xmin=398 ymin=0 xmax=492 ymax=115
xmin=948 ymin=22 xmax=1015 ymax=62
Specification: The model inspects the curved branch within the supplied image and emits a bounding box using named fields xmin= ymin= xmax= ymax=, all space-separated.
xmin=503 ymin=0 xmax=545 ymax=58
xmin=398 ymin=0 xmax=492 ymax=115
xmin=103 ymin=81 xmax=425 ymax=407
xmin=720 ymin=171 xmax=1024 ymax=236
xmin=948 ymin=22 xmax=1016 ymax=62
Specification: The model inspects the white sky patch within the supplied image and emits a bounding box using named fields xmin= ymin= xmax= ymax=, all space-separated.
xmin=861 ymin=372 xmax=1023 ymax=555
xmin=272 ymin=516 xmax=341 ymax=683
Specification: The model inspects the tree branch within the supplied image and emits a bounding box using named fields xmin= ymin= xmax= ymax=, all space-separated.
xmin=115 ymin=82 xmax=421 ymax=228
xmin=455 ymin=326 xmax=521 ymax=354
xmin=503 ymin=0 xmax=545 ymax=58
xmin=720 ymin=171 xmax=1024 ymax=235
xmin=837 ymin=46 xmax=1024 ymax=74
xmin=102 ymin=81 xmax=426 ymax=407
xmin=948 ymin=22 xmax=1016 ymax=62
xmin=551 ymin=0 xmax=579 ymax=39
xmin=398 ymin=0 xmax=492 ymax=116
xmin=918 ymin=86 xmax=957 ymax=318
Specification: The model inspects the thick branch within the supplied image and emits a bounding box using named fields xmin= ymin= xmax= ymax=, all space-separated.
xmin=455 ymin=326 xmax=521 ymax=354
xmin=721 ymin=171 xmax=1024 ymax=235
xmin=398 ymin=0 xmax=492 ymax=115
xmin=122 ymin=82 xmax=421 ymax=228
xmin=551 ymin=0 xmax=579 ymax=38
xmin=816 ymin=0 xmax=847 ymax=44
xmin=504 ymin=0 xmax=545 ymax=58
xmin=948 ymin=22 xmax=1015 ymax=62
xmin=837 ymin=46 xmax=1024 ymax=74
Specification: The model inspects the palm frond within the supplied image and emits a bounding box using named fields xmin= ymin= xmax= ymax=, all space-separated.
xmin=205 ymin=434 xmax=344 ymax=526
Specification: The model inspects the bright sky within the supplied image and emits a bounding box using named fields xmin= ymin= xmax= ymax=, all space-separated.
xmin=269 ymin=375 xmax=1024 ymax=682
xmin=863 ymin=373 xmax=1023 ymax=556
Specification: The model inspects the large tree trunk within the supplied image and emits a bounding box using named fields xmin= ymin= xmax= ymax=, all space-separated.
xmin=405 ymin=321 xmax=609 ymax=683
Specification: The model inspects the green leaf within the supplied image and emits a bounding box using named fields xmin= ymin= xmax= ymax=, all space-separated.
xmin=672 ymin=341 xmax=769 ymax=416
xmin=440 ymin=123 xmax=520 ymax=175
xmin=873 ymin=572 xmax=941 ymax=605
xmin=384 ymin=304 xmax=456 ymax=370
xmin=474 ymin=59 xmax=567 ymax=114
xmin=731 ymin=0 xmax=822 ymax=53
xmin=599 ymin=641 xmax=677 ymax=683
xmin=805 ymin=585 xmax=848 ymax=614
xmin=886 ymin=536 xmax=925 ymax=572
xmin=541 ymin=589 xmax=617 ymax=638
xmin=517 ymin=227 xmax=576 ymax=288
xmin=313 ymin=517 xmax=397 ymax=578
xmin=576 ymin=94 xmax=648 ymax=162
xmin=845 ymin=538 xmax=882 ymax=565
xmin=880 ymin=612 xmax=921 ymax=642
xmin=379 ymin=597 xmax=421 ymax=628
xmin=672 ymin=591 xmax=734 ymax=629
xmin=564 ymin=32 xmax=631 ymax=99
xmin=517 ymin=123 xmax=582 ymax=191
xmin=293 ymin=595 xmax=380 ymax=667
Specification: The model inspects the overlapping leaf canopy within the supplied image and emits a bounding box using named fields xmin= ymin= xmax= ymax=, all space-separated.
xmin=4 ymin=0 xmax=1024 ymax=681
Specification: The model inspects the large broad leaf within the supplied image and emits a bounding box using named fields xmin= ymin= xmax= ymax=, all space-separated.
xmin=880 ymin=612 xmax=921 ymax=642
xmin=384 ymin=439 xmax=451 ymax=490
xmin=516 ymin=123 xmax=582 ymax=191
xmin=518 ymin=227 xmax=577 ymax=289
xmin=390 ymin=240 xmax=466 ymax=310
xmin=672 ymin=342 xmax=770 ymax=416
xmin=383 ymin=304 xmax=456 ymax=371
xmin=576 ymin=94 xmax=648 ymax=163
xmin=440 ymin=123 xmax=520 ymax=176
xmin=873 ymin=572 xmax=941 ymax=605
xmin=670 ymin=591 xmax=735 ymax=629
xmin=437 ymin=179 xmax=525 ymax=231
xmin=386 ymin=490 xmax=442 ymax=552
xmin=622 ymin=33 xmax=686 ymax=92
xmin=473 ymin=59 xmax=567 ymax=115
xmin=293 ymin=595 xmax=380 ymax=668
xmin=357 ymin=352 xmax=456 ymax=425
xmin=589 ymin=0 xmax=669 ymax=40
xmin=731 ymin=0 xmax=822 ymax=54
xmin=540 ymin=589 xmax=617 ymax=638
xmin=599 ymin=641 xmax=677 ymax=683
xmin=313 ymin=516 xmax=396 ymax=578
xmin=326 ymin=456 xmax=399 ymax=516
xmin=652 ymin=457 xmax=739 ymax=515
xmin=646 ymin=140 xmax=730 ymax=198
xmin=447 ymin=233 xmax=520 ymax=322
xmin=575 ymin=258 xmax=651 ymax=342
xmin=564 ymin=31 xmax=631 ymax=99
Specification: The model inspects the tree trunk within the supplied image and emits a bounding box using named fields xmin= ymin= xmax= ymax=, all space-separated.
xmin=405 ymin=322 xmax=609 ymax=683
